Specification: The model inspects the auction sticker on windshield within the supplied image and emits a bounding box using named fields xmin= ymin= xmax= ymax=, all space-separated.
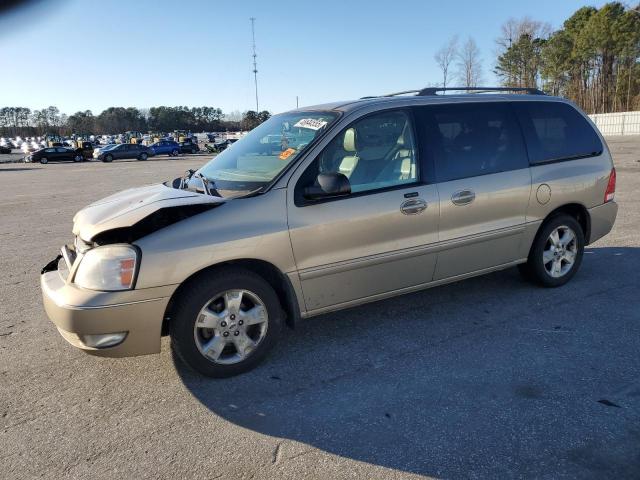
xmin=294 ymin=118 xmax=328 ymax=130
xmin=279 ymin=148 xmax=296 ymax=160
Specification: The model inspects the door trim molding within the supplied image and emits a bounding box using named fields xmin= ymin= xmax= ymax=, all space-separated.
xmin=301 ymin=258 xmax=527 ymax=318
xmin=298 ymin=224 xmax=525 ymax=281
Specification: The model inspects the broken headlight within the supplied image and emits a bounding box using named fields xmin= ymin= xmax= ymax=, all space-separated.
xmin=73 ymin=245 xmax=139 ymax=291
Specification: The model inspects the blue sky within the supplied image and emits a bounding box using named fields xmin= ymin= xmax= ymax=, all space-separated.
xmin=0 ymin=0 xmax=607 ymax=115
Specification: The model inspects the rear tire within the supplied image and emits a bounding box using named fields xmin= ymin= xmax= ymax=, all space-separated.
xmin=191 ymin=148 xmax=196 ymax=154
xmin=170 ymin=267 xmax=283 ymax=378
xmin=519 ymin=214 xmax=584 ymax=288
xmin=171 ymin=148 xmax=179 ymax=156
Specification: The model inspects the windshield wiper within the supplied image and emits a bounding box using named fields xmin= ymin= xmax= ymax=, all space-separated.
xmin=194 ymin=172 xmax=224 ymax=197
xmin=180 ymin=169 xmax=219 ymax=197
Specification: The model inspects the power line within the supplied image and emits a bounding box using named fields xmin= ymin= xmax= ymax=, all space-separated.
xmin=250 ymin=17 xmax=259 ymax=113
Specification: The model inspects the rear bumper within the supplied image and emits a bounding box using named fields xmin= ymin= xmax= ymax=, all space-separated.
xmin=588 ymin=201 xmax=618 ymax=244
xmin=41 ymin=262 xmax=175 ymax=358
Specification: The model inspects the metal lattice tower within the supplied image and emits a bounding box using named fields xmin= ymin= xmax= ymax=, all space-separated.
xmin=250 ymin=17 xmax=259 ymax=113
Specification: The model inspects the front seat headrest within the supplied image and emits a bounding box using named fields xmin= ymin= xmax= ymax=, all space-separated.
xmin=397 ymin=123 xmax=409 ymax=147
xmin=343 ymin=128 xmax=357 ymax=153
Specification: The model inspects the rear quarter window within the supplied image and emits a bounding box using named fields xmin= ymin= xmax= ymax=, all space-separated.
xmin=513 ymin=101 xmax=603 ymax=165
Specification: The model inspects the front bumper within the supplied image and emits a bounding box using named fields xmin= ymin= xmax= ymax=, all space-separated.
xmin=41 ymin=257 xmax=176 ymax=357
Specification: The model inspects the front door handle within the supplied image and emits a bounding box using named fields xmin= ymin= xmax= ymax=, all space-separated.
xmin=400 ymin=198 xmax=427 ymax=215
xmin=451 ymin=190 xmax=476 ymax=206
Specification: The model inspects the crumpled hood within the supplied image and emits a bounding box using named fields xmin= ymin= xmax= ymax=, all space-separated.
xmin=73 ymin=183 xmax=224 ymax=241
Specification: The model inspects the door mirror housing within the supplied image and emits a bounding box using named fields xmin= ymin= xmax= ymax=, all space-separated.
xmin=304 ymin=172 xmax=351 ymax=200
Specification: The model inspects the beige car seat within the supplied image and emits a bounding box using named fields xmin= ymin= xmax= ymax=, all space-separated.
xmin=338 ymin=128 xmax=359 ymax=178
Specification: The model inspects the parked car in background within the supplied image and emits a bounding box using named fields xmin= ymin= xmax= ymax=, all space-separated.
xmin=93 ymin=143 xmax=152 ymax=162
xmin=0 ymin=145 xmax=11 ymax=154
xmin=75 ymin=141 xmax=94 ymax=160
xmin=21 ymin=141 xmax=40 ymax=154
xmin=149 ymin=140 xmax=180 ymax=156
xmin=93 ymin=144 xmax=116 ymax=157
xmin=179 ymin=141 xmax=200 ymax=154
xmin=211 ymin=138 xmax=238 ymax=152
xmin=27 ymin=147 xmax=83 ymax=164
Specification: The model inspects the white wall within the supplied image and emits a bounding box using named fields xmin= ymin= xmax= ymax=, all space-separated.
xmin=589 ymin=111 xmax=640 ymax=136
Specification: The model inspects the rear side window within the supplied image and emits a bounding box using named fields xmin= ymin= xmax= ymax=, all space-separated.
xmin=417 ymin=103 xmax=528 ymax=182
xmin=513 ymin=101 xmax=602 ymax=165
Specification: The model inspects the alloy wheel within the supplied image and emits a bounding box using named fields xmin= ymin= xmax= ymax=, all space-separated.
xmin=543 ymin=225 xmax=577 ymax=278
xmin=193 ymin=289 xmax=269 ymax=365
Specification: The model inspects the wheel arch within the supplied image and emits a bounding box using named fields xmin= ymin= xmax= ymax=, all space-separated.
xmin=536 ymin=203 xmax=592 ymax=245
xmin=161 ymin=259 xmax=300 ymax=336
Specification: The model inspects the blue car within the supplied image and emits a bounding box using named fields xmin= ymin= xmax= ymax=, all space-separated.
xmin=150 ymin=140 xmax=180 ymax=156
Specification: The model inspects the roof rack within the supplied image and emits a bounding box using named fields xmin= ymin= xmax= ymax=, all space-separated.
xmin=360 ymin=86 xmax=545 ymax=100
xmin=417 ymin=86 xmax=545 ymax=96
xmin=360 ymin=90 xmax=421 ymax=99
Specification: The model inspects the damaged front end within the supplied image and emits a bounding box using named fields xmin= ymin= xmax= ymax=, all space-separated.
xmin=91 ymin=203 xmax=218 ymax=245
xmin=43 ymin=183 xmax=224 ymax=289
xmin=39 ymin=183 xmax=223 ymax=355
xmin=73 ymin=183 xmax=224 ymax=246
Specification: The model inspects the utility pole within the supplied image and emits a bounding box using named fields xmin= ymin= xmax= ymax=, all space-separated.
xmin=296 ymin=96 xmax=299 ymax=109
xmin=250 ymin=17 xmax=259 ymax=113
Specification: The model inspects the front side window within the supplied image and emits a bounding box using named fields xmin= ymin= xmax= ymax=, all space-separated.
xmin=419 ymin=103 xmax=528 ymax=182
xmin=198 ymin=111 xmax=338 ymax=197
xmin=513 ymin=101 xmax=603 ymax=164
xmin=310 ymin=110 xmax=418 ymax=194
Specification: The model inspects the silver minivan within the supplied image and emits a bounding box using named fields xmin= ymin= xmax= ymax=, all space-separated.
xmin=41 ymin=88 xmax=618 ymax=377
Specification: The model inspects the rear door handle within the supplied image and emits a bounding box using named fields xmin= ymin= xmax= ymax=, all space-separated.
xmin=451 ymin=190 xmax=475 ymax=206
xmin=400 ymin=198 xmax=427 ymax=215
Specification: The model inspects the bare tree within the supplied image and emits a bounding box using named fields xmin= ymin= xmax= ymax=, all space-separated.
xmin=434 ymin=36 xmax=459 ymax=88
xmin=496 ymin=17 xmax=551 ymax=52
xmin=456 ymin=37 xmax=483 ymax=87
xmin=495 ymin=17 xmax=552 ymax=87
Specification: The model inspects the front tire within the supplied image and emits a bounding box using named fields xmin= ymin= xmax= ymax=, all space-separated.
xmin=170 ymin=268 xmax=283 ymax=377
xmin=40 ymin=157 xmax=48 ymax=164
xmin=519 ymin=214 xmax=584 ymax=287
xmin=171 ymin=148 xmax=179 ymax=156
xmin=103 ymin=154 xmax=113 ymax=163
xmin=138 ymin=152 xmax=148 ymax=161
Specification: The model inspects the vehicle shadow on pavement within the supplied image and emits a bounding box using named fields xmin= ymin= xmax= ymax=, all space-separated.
xmin=174 ymin=246 xmax=640 ymax=478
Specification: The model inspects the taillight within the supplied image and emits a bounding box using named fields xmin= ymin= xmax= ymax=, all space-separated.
xmin=604 ymin=168 xmax=616 ymax=203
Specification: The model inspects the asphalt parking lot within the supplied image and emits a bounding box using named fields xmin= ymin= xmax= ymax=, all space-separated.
xmin=1 ymin=138 xmax=639 ymax=479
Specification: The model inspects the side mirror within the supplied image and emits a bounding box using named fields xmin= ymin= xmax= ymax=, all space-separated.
xmin=304 ymin=172 xmax=351 ymax=200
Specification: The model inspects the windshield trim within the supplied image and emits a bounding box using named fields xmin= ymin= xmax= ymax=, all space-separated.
xmin=198 ymin=109 xmax=342 ymax=198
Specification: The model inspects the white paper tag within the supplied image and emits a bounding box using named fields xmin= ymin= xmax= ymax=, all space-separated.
xmin=293 ymin=118 xmax=328 ymax=130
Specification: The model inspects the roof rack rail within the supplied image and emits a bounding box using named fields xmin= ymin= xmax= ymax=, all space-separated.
xmin=417 ymin=86 xmax=545 ymax=96
xmin=359 ymin=90 xmax=421 ymax=99
xmin=382 ymin=90 xmax=422 ymax=97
